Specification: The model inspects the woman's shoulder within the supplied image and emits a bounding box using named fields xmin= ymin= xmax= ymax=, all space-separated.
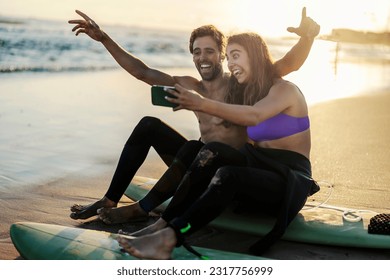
xmin=270 ymin=79 xmax=301 ymax=96
xmin=272 ymin=78 xmax=298 ymax=89
xmin=270 ymin=79 xmax=307 ymax=114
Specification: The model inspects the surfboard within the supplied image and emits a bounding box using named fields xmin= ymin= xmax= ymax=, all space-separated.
xmin=125 ymin=176 xmax=390 ymax=249
xmin=10 ymin=222 xmax=266 ymax=260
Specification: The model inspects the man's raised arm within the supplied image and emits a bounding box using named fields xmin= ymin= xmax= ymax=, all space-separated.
xmin=69 ymin=10 xmax=175 ymax=86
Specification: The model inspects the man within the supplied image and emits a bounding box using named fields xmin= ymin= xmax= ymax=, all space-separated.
xmin=68 ymin=8 xmax=320 ymax=223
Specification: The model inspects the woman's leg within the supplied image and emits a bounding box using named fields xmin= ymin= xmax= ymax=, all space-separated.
xmin=127 ymin=142 xmax=246 ymax=236
xmin=161 ymin=142 xmax=247 ymax=223
xmin=70 ymin=116 xmax=187 ymax=220
xmin=117 ymin=165 xmax=283 ymax=259
xmin=168 ymin=166 xmax=285 ymax=237
xmin=171 ymin=163 xmax=307 ymax=256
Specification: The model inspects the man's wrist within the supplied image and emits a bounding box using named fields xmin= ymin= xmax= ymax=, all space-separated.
xmin=100 ymin=31 xmax=109 ymax=43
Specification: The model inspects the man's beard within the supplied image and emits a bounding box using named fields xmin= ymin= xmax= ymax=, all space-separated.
xmin=199 ymin=63 xmax=223 ymax=81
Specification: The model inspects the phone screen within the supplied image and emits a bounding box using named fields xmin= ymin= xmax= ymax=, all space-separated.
xmin=151 ymin=85 xmax=178 ymax=108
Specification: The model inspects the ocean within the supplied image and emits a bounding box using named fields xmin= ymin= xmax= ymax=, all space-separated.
xmin=1 ymin=16 xmax=390 ymax=189
xmin=0 ymin=16 xmax=194 ymax=73
xmin=2 ymin=16 xmax=389 ymax=75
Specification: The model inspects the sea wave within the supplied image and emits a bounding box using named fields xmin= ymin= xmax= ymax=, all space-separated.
xmin=0 ymin=65 xmax=118 ymax=73
xmin=1 ymin=16 xmax=389 ymax=74
xmin=0 ymin=16 xmax=193 ymax=73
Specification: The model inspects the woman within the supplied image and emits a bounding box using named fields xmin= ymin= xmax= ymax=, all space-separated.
xmin=117 ymin=32 xmax=319 ymax=259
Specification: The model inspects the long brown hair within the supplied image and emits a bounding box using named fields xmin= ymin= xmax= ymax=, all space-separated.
xmin=225 ymin=33 xmax=280 ymax=105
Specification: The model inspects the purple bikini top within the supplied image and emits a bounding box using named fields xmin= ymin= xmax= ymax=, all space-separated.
xmin=247 ymin=113 xmax=310 ymax=142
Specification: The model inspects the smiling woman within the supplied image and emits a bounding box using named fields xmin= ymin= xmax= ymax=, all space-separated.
xmin=226 ymin=42 xmax=252 ymax=84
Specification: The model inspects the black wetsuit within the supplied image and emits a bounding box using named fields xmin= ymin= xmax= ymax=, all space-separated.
xmin=164 ymin=143 xmax=319 ymax=255
xmin=105 ymin=116 xmax=318 ymax=255
xmin=104 ymin=116 xmax=188 ymax=204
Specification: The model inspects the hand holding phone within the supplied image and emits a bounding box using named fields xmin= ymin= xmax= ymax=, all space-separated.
xmin=151 ymin=85 xmax=178 ymax=108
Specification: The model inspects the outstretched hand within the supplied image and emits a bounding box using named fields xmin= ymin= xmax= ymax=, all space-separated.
xmin=68 ymin=10 xmax=104 ymax=41
xmin=287 ymin=7 xmax=320 ymax=38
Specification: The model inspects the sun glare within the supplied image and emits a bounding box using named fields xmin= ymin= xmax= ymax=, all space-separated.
xmin=0 ymin=0 xmax=388 ymax=35
xmin=213 ymin=0 xmax=389 ymax=37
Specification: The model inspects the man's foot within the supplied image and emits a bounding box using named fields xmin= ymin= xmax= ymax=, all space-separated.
xmin=70 ymin=197 xmax=116 ymax=220
xmin=97 ymin=202 xmax=148 ymax=224
xmin=117 ymin=227 xmax=177 ymax=259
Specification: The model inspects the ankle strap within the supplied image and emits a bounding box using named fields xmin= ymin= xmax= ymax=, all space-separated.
xmin=168 ymin=222 xmax=209 ymax=260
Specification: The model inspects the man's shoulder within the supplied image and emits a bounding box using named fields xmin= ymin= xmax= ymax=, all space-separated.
xmin=174 ymin=75 xmax=202 ymax=89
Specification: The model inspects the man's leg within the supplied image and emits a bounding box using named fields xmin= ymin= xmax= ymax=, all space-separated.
xmin=70 ymin=116 xmax=187 ymax=220
xmin=99 ymin=140 xmax=205 ymax=224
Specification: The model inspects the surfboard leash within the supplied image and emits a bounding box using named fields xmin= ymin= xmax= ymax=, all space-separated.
xmin=182 ymin=242 xmax=210 ymax=260
xmin=302 ymin=180 xmax=379 ymax=222
xmin=170 ymin=222 xmax=210 ymax=260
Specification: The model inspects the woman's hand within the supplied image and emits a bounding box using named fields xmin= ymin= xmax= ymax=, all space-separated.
xmin=68 ymin=10 xmax=105 ymax=42
xmin=165 ymin=84 xmax=204 ymax=112
xmin=287 ymin=7 xmax=320 ymax=38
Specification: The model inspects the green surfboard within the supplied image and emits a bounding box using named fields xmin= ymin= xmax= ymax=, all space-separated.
xmin=10 ymin=222 xmax=266 ymax=260
xmin=125 ymin=176 xmax=390 ymax=249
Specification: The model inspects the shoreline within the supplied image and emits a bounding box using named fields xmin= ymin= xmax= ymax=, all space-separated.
xmin=1 ymin=88 xmax=389 ymax=260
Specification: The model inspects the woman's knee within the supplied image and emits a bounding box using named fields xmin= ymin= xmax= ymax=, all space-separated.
xmin=206 ymin=167 xmax=238 ymax=199
xmin=210 ymin=166 xmax=237 ymax=187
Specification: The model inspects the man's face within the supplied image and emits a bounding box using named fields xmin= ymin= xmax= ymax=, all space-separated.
xmin=192 ymin=36 xmax=223 ymax=81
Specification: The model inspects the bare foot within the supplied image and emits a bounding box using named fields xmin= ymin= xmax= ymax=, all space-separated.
xmin=97 ymin=202 xmax=148 ymax=224
xmin=117 ymin=227 xmax=177 ymax=259
xmin=129 ymin=218 xmax=167 ymax=237
xmin=70 ymin=197 xmax=116 ymax=220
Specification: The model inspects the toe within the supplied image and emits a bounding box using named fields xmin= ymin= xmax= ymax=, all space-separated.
xmin=70 ymin=212 xmax=79 ymax=220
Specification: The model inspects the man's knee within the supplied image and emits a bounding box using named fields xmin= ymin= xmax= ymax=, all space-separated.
xmin=175 ymin=140 xmax=204 ymax=168
xmin=128 ymin=116 xmax=161 ymax=142
xmin=138 ymin=116 xmax=161 ymax=131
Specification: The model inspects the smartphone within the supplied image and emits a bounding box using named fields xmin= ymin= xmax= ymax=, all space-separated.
xmin=151 ymin=85 xmax=178 ymax=108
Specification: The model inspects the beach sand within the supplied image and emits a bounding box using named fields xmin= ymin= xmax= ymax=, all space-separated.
xmin=0 ymin=70 xmax=389 ymax=260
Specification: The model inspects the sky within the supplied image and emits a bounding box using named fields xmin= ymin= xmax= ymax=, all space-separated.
xmin=0 ymin=0 xmax=389 ymax=36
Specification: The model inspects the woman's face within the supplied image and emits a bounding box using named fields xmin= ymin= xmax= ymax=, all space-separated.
xmin=226 ymin=42 xmax=251 ymax=84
